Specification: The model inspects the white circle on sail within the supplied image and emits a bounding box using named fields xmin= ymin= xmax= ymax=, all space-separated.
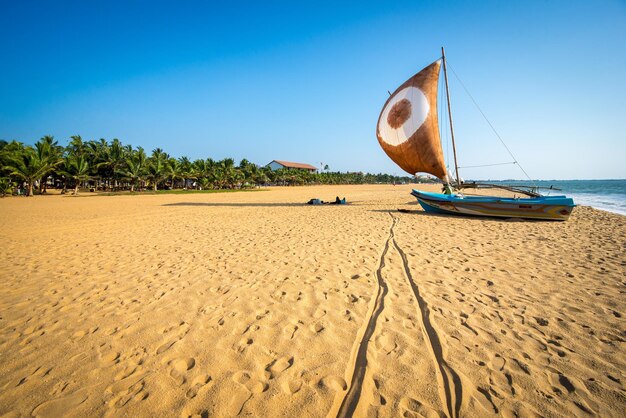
xmin=378 ymin=86 xmax=429 ymax=146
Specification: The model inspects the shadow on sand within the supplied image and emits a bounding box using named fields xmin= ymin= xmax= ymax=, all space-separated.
xmin=162 ymin=202 xmax=305 ymax=208
xmin=388 ymin=207 xmax=555 ymax=222
xmin=163 ymin=202 xmax=357 ymax=208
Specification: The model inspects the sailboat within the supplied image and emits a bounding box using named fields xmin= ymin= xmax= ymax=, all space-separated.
xmin=376 ymin=48 xmax=575 ymax=221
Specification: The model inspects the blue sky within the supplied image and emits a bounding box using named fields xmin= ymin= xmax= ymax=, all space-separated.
xmin=1 ymin=0 xmax=624 ymax=179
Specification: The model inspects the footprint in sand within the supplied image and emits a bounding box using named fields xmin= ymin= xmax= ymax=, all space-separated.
xmin=242 ymin=324 xmax=260 ymax=335
xmin=156 ymin=339 xmax=177 ymax=355
xmin=232 ymin=371 xmax=268 ymax=393
xmin=169 ymin=358 xmax=195 ymax=385
xmin=309 ymin=322 xmax=324 ymax=333
xmin=344 ymin=294 xmax=359 ymax=303
xmin=399 ymin=396 xmax=440 ymax=418
xmin=23 ymin=324 xmax=42 ymax=335
xmin=490 ymin=370 xmax=514 ymax=395
xmin=271 ymin=290 xmax=286 ymax=300
xmin=246 ymin=380 xmax=268 ymax=394
xmin=489 ymin=354 xmax=506 ymax=371
xmin=186 ymin=374 xmax=211 ymax=399
xmin=369 ymin=386 xmax=386 ymax=407
xmin=548 ymin=371 xmax=576 ymax=394
xmin=106 ymin=370 xmax=149 ymax=404
xmin=232 ymin=370 xmax=252 ymax=385
xmin=32 ymin=389 xmax=89 ymax=417
xmin=343 ymin=310 xmax=353 ymax=321
xmin=320 ymin=375 xmax=347 ymax=391
xmin=229 ymin=371 xmax=268 ymax=415
xmin=14 ymin=366 xmax=43 ymax=388
xmin=313 ymin=308 xmax=326 ymax=319
xmin=473 ymin=386 xmax=499 ymax=414
xmin=374 ymin=333 xmax=397 ymax=354
xmin=265 ymin=356 xmax=293 ymax=379
xmin=71 ymin=330 xmax=86 ymax=341
xmin=283 ymin=324 xmax=298 ymax=339
xmin=69 ymin=352 xmax=88 ymax=362
xmin=233 ymin=337 xmax=254 ymax=353
xmin=402 ymin=318 xmax=416 ymax=329
xmin=155 ymin=322 xmax=190 ymax=355
xmin=100 ymin=351 xmax=121 ymax=365
xmin=227 ymin=387 xmax=252 ymax=416
xmin=114 ymin=361 xmax=139 ymax=381
xmin=281 ymin=379 xmax=303 ymax=395
xmin=50 ymin=381 xmax=69 ymax=396
xmin=255 ymin=310 xmax=270 ymax=320
xmin=109 ymin=380 xmax=148 ymax=410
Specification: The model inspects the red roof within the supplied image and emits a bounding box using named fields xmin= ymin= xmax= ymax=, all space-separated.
xmin=270 ymin=160 xmax=317 ymax=170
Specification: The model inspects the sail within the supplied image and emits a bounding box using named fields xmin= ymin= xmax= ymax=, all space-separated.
xmin=376 ymin=60 xmax=448 ymax=181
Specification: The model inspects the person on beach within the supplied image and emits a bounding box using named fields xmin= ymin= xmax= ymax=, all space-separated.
xmin=307 ymin=196 xmax=346 ymax=205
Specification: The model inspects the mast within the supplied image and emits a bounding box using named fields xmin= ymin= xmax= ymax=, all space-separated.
xmin=441 ymin=47 xmax=461 ymax=186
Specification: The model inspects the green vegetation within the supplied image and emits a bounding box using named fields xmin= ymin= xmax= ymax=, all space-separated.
xmin=93 ymin=189 xmax=262 ymax=197
xmin=0 ymin=136 xmax=432 ymax=196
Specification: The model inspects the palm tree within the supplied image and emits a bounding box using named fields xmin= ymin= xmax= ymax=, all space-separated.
xmin=0 ymin=177 xmax=15 ymax=197
xmin=97 ymin=138 xmax=128 ymax=189
xmin=122 ymin=147 xmax=147 ymax=192
xmin=261 ymin=166 xmax=275 ymax=184
xmin=198 ymin=177 xmax=210 ymax=190
xmin=67 ymin=135 xmax=87 ymax=158
xmin=4 ymin=146 xmax=50 ymax=196
xmin=88 ymin=138 xmax=113 ymax=189
xmin=0 ymin=140 xmax=16 ymax=174
xmin=34 ymin=135 xmax=63 ymax=193
xmin=275 ymin=168 xmax=290 ymax=186
xmin=193 ymin=158 xmax=218 ymax=189
xmin=204 ymin=158 xmax=218 ymax=188
xmin=166 ymin=158 xmax=182 ymax=189
xmin=61 ymin=154 xmax=91 ymax=195
xmin=219 ymin=158 xmax=236 ymax=188
xmin=232 ymin=169 xmax=244 ymax=189
xmin=208 ymin=169 xmax=222 ymax=189
xmin=178 ymin=156 xmax=192 ymax=189
xmin=253 ymin=170 xmax=268 ymax=187
xmin=147 ymin=149 xmax=168 ymax=191
xmin=239 ymin=159 xmax=258 ymax=187
xmin=192 ymin=159 xmax=207 ymax=189
xmin=1 ymin=141 xmax=23 ymax=190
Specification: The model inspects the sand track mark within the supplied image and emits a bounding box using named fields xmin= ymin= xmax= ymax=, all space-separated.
xmin=390 ymin=214 xmax=463 ymax=418
xmin=329 ymin=216 xmax=395 ymax=418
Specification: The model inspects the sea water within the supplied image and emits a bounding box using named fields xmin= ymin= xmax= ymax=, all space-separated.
xmin=482 ymin=179 xmax=626 ymax=216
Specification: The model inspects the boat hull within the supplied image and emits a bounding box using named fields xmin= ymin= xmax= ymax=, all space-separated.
xmin=411 ymin=190 xmax=575 ymax=221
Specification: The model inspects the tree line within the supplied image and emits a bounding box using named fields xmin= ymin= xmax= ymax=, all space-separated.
xmin=0 ymin=136 xmax=431 ymax=197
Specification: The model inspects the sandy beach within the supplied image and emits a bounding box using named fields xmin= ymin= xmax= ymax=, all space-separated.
xmin=0 ymin=184 xmax=624 ymax=417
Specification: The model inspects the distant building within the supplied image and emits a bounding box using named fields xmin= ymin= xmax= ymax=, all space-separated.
xmin=266 ymin=160 xmax=317 ymax=173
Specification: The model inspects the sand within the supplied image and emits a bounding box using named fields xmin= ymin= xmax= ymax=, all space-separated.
xmin=0 ymin=184 xmax=624 ymax=417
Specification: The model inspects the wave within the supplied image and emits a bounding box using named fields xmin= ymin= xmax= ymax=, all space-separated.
xmin=568 ymin=193 xmax=626 ymax=216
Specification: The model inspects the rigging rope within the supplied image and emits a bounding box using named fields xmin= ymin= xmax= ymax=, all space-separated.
xmin=447 ymin=62 xmax=537 ymax=188
xmin=459 ymin=161 xmax=517 ymax=169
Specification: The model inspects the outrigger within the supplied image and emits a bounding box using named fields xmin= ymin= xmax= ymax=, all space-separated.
xmin=376 ymin=48 xmax=574 ymax=220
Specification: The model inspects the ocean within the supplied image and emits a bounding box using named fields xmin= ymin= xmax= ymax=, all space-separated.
xmin=481 ymin=179 xmax=626 ymax=216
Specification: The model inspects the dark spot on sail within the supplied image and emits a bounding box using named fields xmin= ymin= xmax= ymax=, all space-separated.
xmin=387 ymin=98 xmax=412 ymax=129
